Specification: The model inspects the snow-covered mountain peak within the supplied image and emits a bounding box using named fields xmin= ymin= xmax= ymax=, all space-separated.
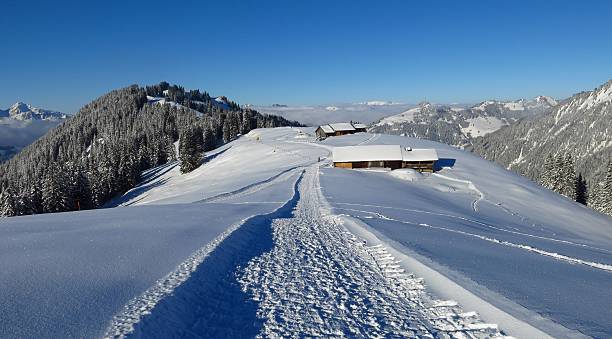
xmin=9 ymin=102 xmax=30 ymax=113
xmin=534 ymin=95 xmax=558 ymax=106
xmin=2 ymin=102 xmax=67 ymax=121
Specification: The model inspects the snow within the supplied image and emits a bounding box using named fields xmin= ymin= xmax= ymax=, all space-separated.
xmin=359 ymin=100 xmax=402 ymax=106
xmin=328 ymin=122 xmax=355 ymax=132
xmin=320 ymin=133 xmax=612 ymax=338
xmin=318 ymin=124 xmax=334 ymax=134
xmin=502 ymin=101 xmax=525 ymax=111
xmin=388 ymin=168 xmax=424 ymax=182
xmin=376 ymin=107 xmax=420 ymax=125
xmin=402 ymin=147 xmax=439 ymax=161
xmin=146 ymin=96 xmax=204 ymax=117
xmin=461 ymin=116 xmax=507 ymax=137
xmin=333 ymin=145 xmax=403 ymax=162
xmin=332 ymin=145 xmax=438 ymax=163
xmin=3 ymin=128 xmax=611 ymax=338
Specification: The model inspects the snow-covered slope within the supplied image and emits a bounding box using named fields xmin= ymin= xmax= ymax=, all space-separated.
xmin=0 ymin=102 xmax=68 ymax=162
xmin=1 ymin=128 xmax=610 ymax=338
xmin=371 ymin=97 xmax=557 ymax=148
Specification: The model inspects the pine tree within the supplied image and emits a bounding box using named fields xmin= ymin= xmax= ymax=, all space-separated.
xmin=42 ymin=169 xmax=70 ymax=213
xmin=561 ymin=154 xmax=577 ymax=200
xmin=575 ymin=173 xmax=588 ymax=205
xmin=203 ymin=127 xmax=216 ymax=152
xmin=222 ymin=119 xmax=231 ymax=143
xmin=0 ymin=185 xmax=17 ymax=217
xmin=179 ymin=126 xmax=204 ymax=173
xmin=540 ymin=155 xmax=555 ymax=189
xmin=603 ymin=163 xmax=612 ymax=214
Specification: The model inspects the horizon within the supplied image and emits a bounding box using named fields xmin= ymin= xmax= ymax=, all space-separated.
xmin=1 ymin=0 xmax=612 ymax=113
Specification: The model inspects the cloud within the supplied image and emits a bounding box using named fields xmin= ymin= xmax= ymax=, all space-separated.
xmin=0 ymin=119 xmax=61 ymax=147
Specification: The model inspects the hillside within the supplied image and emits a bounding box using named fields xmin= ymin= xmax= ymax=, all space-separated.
xmin=2 ymin=128 xmax=611 ymax=338
xmin=0 ymin=83 xmax=300 ymax=217
xmin=0 ymin=102 xmax=68 ymax=162
xmin=369 ymin=97 xmax=556 ymax=148
xmin=472 ymin=79 xmax=612 ymax=205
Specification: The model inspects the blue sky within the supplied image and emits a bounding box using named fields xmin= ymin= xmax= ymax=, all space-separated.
xmin=1 ymin=0 xmax=611 ymax=113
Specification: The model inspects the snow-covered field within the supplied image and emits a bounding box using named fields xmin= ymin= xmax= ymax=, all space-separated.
xmin=1 ymin=127 xmax=611 ymax=338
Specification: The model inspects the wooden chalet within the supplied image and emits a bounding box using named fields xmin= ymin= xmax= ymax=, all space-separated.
xmin=332 ymin=145 xmax=439 ymax=172
xmin=315 ymin=122 xmax=367 ymax=139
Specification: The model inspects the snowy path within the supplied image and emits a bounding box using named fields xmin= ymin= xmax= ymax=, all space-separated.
xmin=238 ymin=166 xmax=505 ymax=338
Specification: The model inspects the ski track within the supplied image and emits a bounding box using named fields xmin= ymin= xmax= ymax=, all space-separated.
xmin=238 ymin=166 xmax=507 ymax=338
xmin=334 ymin=206 xmax=612 ymax=274
xmin=357 ymin=133 xmax=381 ymax=145
xmin=331 ymin=202 xmax=612 ymax=255
xmin=197 ymin=166 xmax=303 ymax=203
xmin=432 ymin=173 xmax=484 ymax=212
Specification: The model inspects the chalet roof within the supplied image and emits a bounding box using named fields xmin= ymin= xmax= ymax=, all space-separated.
xmin=333 ymin=145 xmax=438 ymax=163
xmin=401 ymin=148 xmax=439 ymax=161
xmin=328 ymin=123 xmax=356 ymax=132
xmin=333 ymin=145 xmax=403 ymax=162
xmin=318 ymin=125 xmax=334 ymax=134
xmin=353 ymin=123 xmax=368 ymax=129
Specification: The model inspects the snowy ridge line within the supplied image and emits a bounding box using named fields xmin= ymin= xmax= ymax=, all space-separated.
xmin=432 ymin=173 xmax=484 ymax=212
xmin=333 ymin=202 xmax=612 ymax=255
xmin=196 ymin=166 xmax=303 ymax=203
xmin=337 ymin=207 xmax=612 ymax=274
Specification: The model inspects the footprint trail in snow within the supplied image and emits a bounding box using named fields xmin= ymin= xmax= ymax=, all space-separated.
xmin=239 ymin=166 xmax=506 ymax=338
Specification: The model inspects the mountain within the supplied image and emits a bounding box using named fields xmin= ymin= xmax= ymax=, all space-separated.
xmin=0 ymin=102 xmax=68 ymax=162
xmin=472 ymin=80 xmax=612 ymax=186
xmin=369 ymin=96 xmax=557 ymax=148
xmin=0 ymin=102 xmax=67 ymax=121
xmin=2 ymin=128 xmax=610 ymax=338
xmin=0 ymin=82 xmax=300 ymax=217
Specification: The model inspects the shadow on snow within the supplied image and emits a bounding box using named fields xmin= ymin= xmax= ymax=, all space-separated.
xmin=128 ymin=171 xmax=303 ymax=339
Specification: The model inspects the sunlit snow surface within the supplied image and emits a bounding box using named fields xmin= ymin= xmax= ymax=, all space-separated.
xmin=1 ymin=128 xmax=610 ymax=338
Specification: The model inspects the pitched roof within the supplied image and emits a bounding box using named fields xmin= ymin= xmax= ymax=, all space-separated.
xmin=333 ymin=145 xmax=403 ymax=162
xmin=353 ymin=123 xmax=368 ymax=129
xmin=401 ymin=148 xmax=439 ymax=161
xmin=318 ymin=125 xmax=334 ymax=133
xmin=333 ymin=145 xmax=438 ymax=163
xmin=328 ymin=123 xmax=356 ymax=132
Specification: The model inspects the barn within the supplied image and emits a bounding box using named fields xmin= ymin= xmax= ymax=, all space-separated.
xmin=332 ymin=145 xmax=439 ymax=172
xmin=315 ymin=122 xmax=367 ymax=139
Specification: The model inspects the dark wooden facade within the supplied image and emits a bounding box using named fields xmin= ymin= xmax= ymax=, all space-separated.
xmin=334 ymin=160 xmax=435 ymax=172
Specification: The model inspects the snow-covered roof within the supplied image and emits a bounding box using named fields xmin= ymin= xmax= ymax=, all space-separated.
xmin=333 ymin=145 xmax=403 ymax=162
xmin=333 ymin=145 xmax=438 ymax=163
xmin=328 ymin=123 xmax=356 ymax=132
xmin=318 ymin=125 xmax=334 ymax=133
xmin=401 ymin=148 xmax=438 ymax=161
xmin=353 ymin=123 xmax=368 ymax=129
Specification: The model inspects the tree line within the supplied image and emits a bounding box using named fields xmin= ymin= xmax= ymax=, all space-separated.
xmin=0 ymin=83 xmax=301 ymax=217
xmin=540 ymin=153 xmax=612 ymax=216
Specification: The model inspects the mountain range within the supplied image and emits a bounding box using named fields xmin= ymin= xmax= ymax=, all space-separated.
xmin=369 ymin=96 xmax=557 ymax=148
xmin=0 ymin=102 xmax=68 ymax=162
xmin=472 ymin=79 xmax=612 ymax=186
